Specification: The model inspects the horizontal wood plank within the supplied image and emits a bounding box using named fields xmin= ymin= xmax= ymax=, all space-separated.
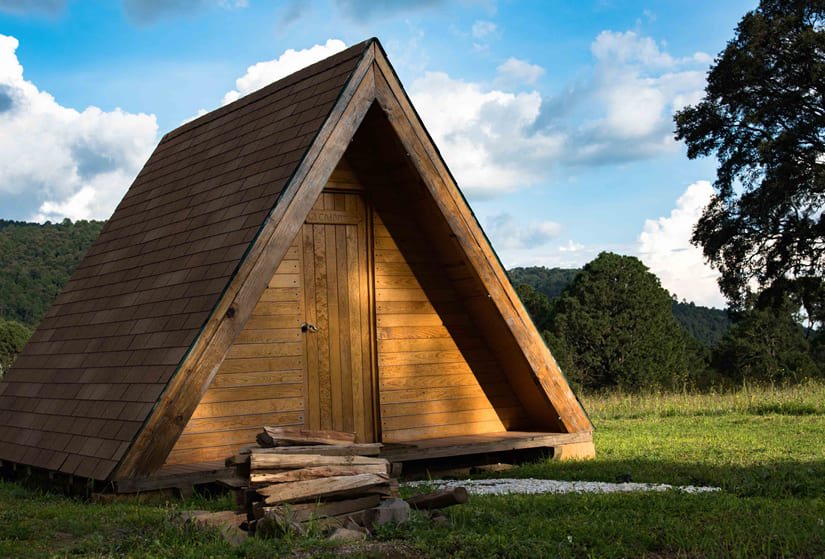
xmin=175 ymin=416 xmax=304 ymax=450
xmin=382 ymin=407 xmax=504 ymax=432
xmin=243 ymin=315 xmax=303 ymax=330
xmin=226 ymin=342 xmax=303 ymax=359
xmin=218 ymin=356 xmax=304 ymax=374
xmin=379 ymin=383 xmax=512 ymax=404
xmin=378 ymin=350 xmax=467 ymax=367
xmin=381 ymin=395 xmax=519 ymax=418
xmin=199 ymin=383 xmax=303 ymax=404
xmin=183 ymin=410 xmax=305 ymax=434
xmin=191 ymin=396 xmax=304 ymax=420
xmin=380 ymin=372 xmax=488 ymax=391
xmin=249 ymin=301 xmax=303 ymax=316
xmin=258 ymin=287 xmax=301 ymax=302
xmin=382 ymin=419 xmax=507 ymax=443
xmin=210 ymin=370 xmax=304 ymax=388
xmin=267 ymin=274 xmax=300 ymax=288
xmin=234 ymin=329 xmax=302 ymax=344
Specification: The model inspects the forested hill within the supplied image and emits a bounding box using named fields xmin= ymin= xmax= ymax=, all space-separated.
xmin=0 ymin=219 xmax=105 ymax=326
xmin=672 ymin=301 xmax=731 ymax=347
xmin=508 ymin=266 xmax=580 ymax=300
xmin=507 ymin=265 xmax=731 ymax=346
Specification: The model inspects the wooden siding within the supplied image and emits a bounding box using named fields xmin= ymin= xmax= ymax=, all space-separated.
xmin=372 ymin=206 xmax=529 ymax=443
xmin=164 ymin=241 xmax=306 ymax=466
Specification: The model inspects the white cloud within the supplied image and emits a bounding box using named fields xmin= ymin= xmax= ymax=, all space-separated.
xmin=496 ymin=57 xmax=545 ymax=87
xmin=559 ymin=240 xmax=585 ymax=252
xmin=591 ymin=30 xmax=678 ymax=68
xmin=554 ymin=30 xmax=710 ymax=163
xmin=0 ymin=34 xmax=158 ymax=222
xmin=410 ymin=72 xmax=563 ymax=198
xmin=472 ymin=20 xmax=497 ymax=39
xmin=409 ymin=28 xmax=710 ymax=199
xmin=484 ymin=213 xmax=563 ymax=250
xmin=222 ymin=39 xmax=346 ymax=105
xmin=637 ymin=180 xmax=725 ymax=307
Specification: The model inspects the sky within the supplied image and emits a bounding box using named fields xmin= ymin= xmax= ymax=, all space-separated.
xmin=0 ymin=0 xmax=760 ymax=308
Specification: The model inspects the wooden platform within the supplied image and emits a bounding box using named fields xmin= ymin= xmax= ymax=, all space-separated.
xmin=114 ymin=460 xmax=239 ymax=494
xmin=113 ymin=430 xmax=593 ymax=493
xmin=378 ymin=430 xmax=593 ymax=463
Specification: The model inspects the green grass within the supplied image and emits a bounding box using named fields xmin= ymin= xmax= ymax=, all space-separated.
xmin=2 ymin=382 xmax=825 ymax=557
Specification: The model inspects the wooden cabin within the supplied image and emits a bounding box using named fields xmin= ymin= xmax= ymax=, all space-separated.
xmin=0 ymin=38 xmax=593 ymax=491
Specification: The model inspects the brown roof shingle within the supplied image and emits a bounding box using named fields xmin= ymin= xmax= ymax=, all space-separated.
xmin=0 ymin=39 xmax=371 ymax=480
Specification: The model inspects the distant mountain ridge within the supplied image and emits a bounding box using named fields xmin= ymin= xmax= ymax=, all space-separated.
xmin=507 ymin=265 xmax=731 ymax=346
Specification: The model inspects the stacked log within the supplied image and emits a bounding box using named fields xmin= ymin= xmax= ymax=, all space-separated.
xmin=226 ymin=428 xmax=401 ymax=534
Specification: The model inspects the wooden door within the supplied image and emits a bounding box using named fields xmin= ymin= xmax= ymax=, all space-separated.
xmin=301 ymin=190 xmax=375 ymax=442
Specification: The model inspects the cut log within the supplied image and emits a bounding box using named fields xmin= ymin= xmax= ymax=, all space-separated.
xmin=250 ymin=464 xmax=390 ymax=485
xmin=258 ymin=473 xmax=389 ymax=505
xmin=250 ymin=453 xmax=388 ymax=471
xmin=241 ymin=443 xmax=382 ymax=456
xmin=262 ymin=495 xmax=382 ymax=523
xmin=256 ymin=427 xmax=356 ymax=448
xmin=405 ymin=487 xmax=468 ymax=510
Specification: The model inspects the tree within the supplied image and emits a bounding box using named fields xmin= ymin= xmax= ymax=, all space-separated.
xmin=712 ymin=298 xmax=820 ymax=383
xmin=0 ymin=318 xmax=31 ymax=378
xmin=548 ymin=252 xmax=691 ymax=391
xmin=514 ymin=283 xmax=553 ymax=331
xmin=674 ymin=0 xmax=825 ymax=323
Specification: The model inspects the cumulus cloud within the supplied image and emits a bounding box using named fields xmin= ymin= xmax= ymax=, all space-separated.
xmin=222 ymin=39 xmax=346 ymax=105
xmin=410 ymin=72 xmax=563 ymax=198
xmin=484 ymin=213 xmax=563 ymax=250
xmin=410 ymin=28 xmax=710 ymax=199
xmin=122 ymin=0 xmax=247 ymax=25
xmin=540 ymin=30 xmax=709 ymax=166
xmin=638 ymin=181 xmax=725 ymax=307
xmin=496 ymin=57 xmax=545 ymax=87
xmin=0 ymin=34 xmax=158 ymax=222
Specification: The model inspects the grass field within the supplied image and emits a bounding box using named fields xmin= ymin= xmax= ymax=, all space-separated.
xmin=1 ymin=382 xmax=824 ymax=557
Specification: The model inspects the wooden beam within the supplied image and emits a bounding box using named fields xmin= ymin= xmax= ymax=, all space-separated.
xmin=379 ymin=430 xmax=592 ymax=462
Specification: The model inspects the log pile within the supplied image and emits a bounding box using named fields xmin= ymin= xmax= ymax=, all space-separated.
xmin=226 ymin=427 xmax=402 ymax=535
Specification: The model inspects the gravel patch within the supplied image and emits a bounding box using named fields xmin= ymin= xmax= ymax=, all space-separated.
xmin=405 ymin=478 xmax=721 ymax=495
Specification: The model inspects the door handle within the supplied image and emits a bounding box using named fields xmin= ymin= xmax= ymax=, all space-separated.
xmin=301 ymin=322 xmax=320 ymax=333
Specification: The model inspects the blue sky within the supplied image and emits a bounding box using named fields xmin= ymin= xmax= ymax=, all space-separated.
xmin=0 ymin=0 xmax=758 ymax=307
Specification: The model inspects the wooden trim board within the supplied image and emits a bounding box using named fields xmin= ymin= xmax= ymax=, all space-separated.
xmin=379 ymin=430 xmax=593 ymax=462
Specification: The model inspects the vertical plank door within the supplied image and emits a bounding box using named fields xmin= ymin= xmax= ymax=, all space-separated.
xmin=301 ymin=190 xmax=376 ymax=442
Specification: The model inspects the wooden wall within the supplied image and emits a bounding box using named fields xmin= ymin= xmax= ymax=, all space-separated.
xmin=163 ymin=240 xmax=306 ymax=466
xmin=373 ymin=206 xmax=529 ymax=443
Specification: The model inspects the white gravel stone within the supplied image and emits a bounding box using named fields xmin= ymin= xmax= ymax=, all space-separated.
xmin=404 ymin=478 xmax=721 ymax=495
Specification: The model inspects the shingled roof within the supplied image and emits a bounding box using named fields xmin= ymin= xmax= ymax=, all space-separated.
xmin=0 ymin=40 xmax=373 ymax=482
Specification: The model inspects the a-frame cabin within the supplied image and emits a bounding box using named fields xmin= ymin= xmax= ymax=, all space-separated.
xmin=0 ymin=39 xmax=593 ymax=490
